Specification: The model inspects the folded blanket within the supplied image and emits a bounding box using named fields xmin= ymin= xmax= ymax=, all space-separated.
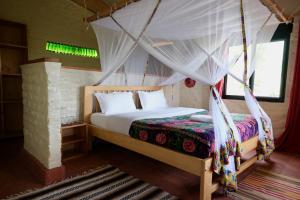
xmin=190 ymin=114 xmax=213 ymax=123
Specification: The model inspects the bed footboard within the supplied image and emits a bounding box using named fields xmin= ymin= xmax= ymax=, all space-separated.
xmin=88 ymin=124 xmax=259 ymax=200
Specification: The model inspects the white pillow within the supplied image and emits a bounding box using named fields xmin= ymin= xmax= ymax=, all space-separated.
xmin=94 ymin=92 xmax=137 ymax=115
xmin=138 ymin=89 xmax=168 ymax=110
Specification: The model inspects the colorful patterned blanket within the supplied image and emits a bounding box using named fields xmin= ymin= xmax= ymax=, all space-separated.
xmin=129 ymin=111 xmax=258 ymax=159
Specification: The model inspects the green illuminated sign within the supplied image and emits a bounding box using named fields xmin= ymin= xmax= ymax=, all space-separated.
xmin=46 ymin=41 xmax=98 ymax=58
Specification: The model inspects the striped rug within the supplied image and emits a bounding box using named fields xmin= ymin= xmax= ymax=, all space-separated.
xmin=4 ymin=165 xmax=178 ymax=200
xmin=228 ymin=168 xmax=300 ymax=200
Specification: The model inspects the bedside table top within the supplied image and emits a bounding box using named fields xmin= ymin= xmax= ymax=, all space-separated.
xmin=61 ymin=122 xmax=87 ymax=129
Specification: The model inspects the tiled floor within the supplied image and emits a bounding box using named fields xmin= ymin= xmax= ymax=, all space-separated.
xmin=0 ymin=138 xmax=299 ymax=199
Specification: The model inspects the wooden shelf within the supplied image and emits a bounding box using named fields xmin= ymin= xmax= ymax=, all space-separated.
xmin=0 ymin=130 xmax=23 ymax=139
xmin=62 ymin=135 xmax=85 ymax=146
xmin=0 ymin=19 xmax=27 ymax=139
xmin=0 ymin=42 xmax=27 ymax=49
xmin=0 ymin=100 xmax=22 ymax=104
xmin=62 ymin=149 xmax=84 ymax=162
xmin=1 ymin=73 xmax=22 ymax=77
xmin=61 ymin=122 xmax=88 ymax=162
xmin=61 ymin=122 xmax=86 ymax=130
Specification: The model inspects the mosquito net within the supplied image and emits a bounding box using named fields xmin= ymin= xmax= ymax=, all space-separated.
xmin=90 ymin=0 xmax=280 ymax=191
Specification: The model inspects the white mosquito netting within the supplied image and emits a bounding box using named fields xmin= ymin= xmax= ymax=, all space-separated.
xmin=90 ymin=0 xmax=280 ymax=191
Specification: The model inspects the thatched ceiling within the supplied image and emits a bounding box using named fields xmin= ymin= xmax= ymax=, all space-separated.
xmin=71 ymin=0 xmax=300 ymax=21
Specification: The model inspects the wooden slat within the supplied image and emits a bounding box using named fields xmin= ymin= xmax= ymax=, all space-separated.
xmin=259 ymin=0 xmax=289 ymax=22
xmin=62 ymin=66 xmax=100 ymax=72
xmin=61 ymin=122 xmax=86 ymax=129
xmin=237 ymin=155 xmax=257 ymax=175
xmin=27 ymin=58 xmax=60 ymax=64
xmin=86 ymin=0 xmax=290 ymax=23
xmin=62 ymin=135 xmax=85 ymax=146
xmin=241 ymin=136 xmax=258 ymax=156
xmin=211 ymin=182 xmax=220 ymax=193
xmin=200 ymin=170 xmax=213 ymax=200
xmin=0 ymin=73 xmax=22 ymax=76
xmin=86 ymin=0 xmax=141 ymax=22
xmin=89 ymin=124 xmax=207 ymax=176
xmin=0 ymin=42 xmax=28 ymax=49
xmin=70 ymin=0 xmax=97 ymax=13
xmin=62 ymin=149 xmax=84 ymax=162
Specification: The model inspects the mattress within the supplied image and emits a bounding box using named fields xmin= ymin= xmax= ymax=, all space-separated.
xmin=90 ymin=107 xmax=258 ymax=159
xmin=90 ymin=107 xmax=206 ymax=135
xmin=129 ymin=111 xmax=258 ymax=158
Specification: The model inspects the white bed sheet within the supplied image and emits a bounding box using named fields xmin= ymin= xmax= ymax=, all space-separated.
xmin=90 ymin=107 xmax=205 ymax=135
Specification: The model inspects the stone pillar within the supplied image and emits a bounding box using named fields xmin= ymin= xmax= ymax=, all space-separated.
xmin=21 ymin=58 xmax=65 ymax=184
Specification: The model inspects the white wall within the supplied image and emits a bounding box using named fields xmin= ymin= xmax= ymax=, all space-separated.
xmin=22 ymin=62 xmax=62 ymax=169
xmin=179 ymin=82 xmax=210 ymax=110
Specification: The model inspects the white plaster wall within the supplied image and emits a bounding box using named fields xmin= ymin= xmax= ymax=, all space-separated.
xmin=22 ymin=62 xmax=62 ymax=169
xmin=60 ymin=69 xmax=180 ymax=124
xmin=179 ymin=82 xmax=210 ymax=110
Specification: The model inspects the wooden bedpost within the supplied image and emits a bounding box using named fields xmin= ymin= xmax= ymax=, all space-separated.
xmin=83 ymin=86 xmax=94 ymax=123
xmin=200 ymin=170 xmax=213 ymax=200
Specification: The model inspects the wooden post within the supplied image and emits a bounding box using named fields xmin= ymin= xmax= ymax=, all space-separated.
xmin=259 ymin=0 xmax=289 ymax=22
xmin=200 ymin=170 xmax=213 ymax=200
xmin=240 ymin=0 xmax=248 ymax=84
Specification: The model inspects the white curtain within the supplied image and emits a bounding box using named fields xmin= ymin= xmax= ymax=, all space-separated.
xmin=144 ymin=55 xmax=173 ymax=85
xmin=242 ymin=25 xmax=277 ymax=159
xmin=228 ymin=3 xmax=278 ymax=160
xmin=123 ymin=46 xmax=149 ymax=86
xmin=90 ymin=0 xmax=160 ymax=85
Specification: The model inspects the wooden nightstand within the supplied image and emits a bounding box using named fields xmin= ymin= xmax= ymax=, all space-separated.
xmin=61 ymin=122 xmax=88 ymax=162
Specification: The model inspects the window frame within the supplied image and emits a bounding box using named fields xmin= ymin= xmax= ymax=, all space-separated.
xmin=222 ymin=23 xmax=293 ymax=102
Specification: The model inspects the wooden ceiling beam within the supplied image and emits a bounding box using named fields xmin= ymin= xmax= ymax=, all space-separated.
xmin=86 ymin=0 xmax=291 ymax=23
xmin=86 ymin=0 xmax=140 ymax=22
xmin=69 ymin=0 xmax=97 ymax=13
xmin=259 ymin=0 xmax=290 ymax=22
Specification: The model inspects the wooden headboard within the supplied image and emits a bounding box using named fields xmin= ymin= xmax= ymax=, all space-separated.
xmin=83 ymin=86 xmax=161 ymax=123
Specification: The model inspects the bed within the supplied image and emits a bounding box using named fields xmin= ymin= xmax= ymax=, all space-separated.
xmin=84 ymin=86 xmax=259 ymax=200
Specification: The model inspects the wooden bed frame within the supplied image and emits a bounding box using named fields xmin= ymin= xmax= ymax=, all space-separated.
xmin=83 ymin=85 xmax=259 ymax=200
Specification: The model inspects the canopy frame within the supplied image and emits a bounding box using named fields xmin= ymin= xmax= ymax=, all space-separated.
xmin=90 ymin=0 xmax=277 ymax=192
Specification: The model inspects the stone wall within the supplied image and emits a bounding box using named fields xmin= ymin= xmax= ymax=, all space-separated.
xmin=22 ymin=62 xmax=62 ymax=169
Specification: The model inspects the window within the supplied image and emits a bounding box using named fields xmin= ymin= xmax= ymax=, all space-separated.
xmin=223 ymin=23 xmax=293 ymax=102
